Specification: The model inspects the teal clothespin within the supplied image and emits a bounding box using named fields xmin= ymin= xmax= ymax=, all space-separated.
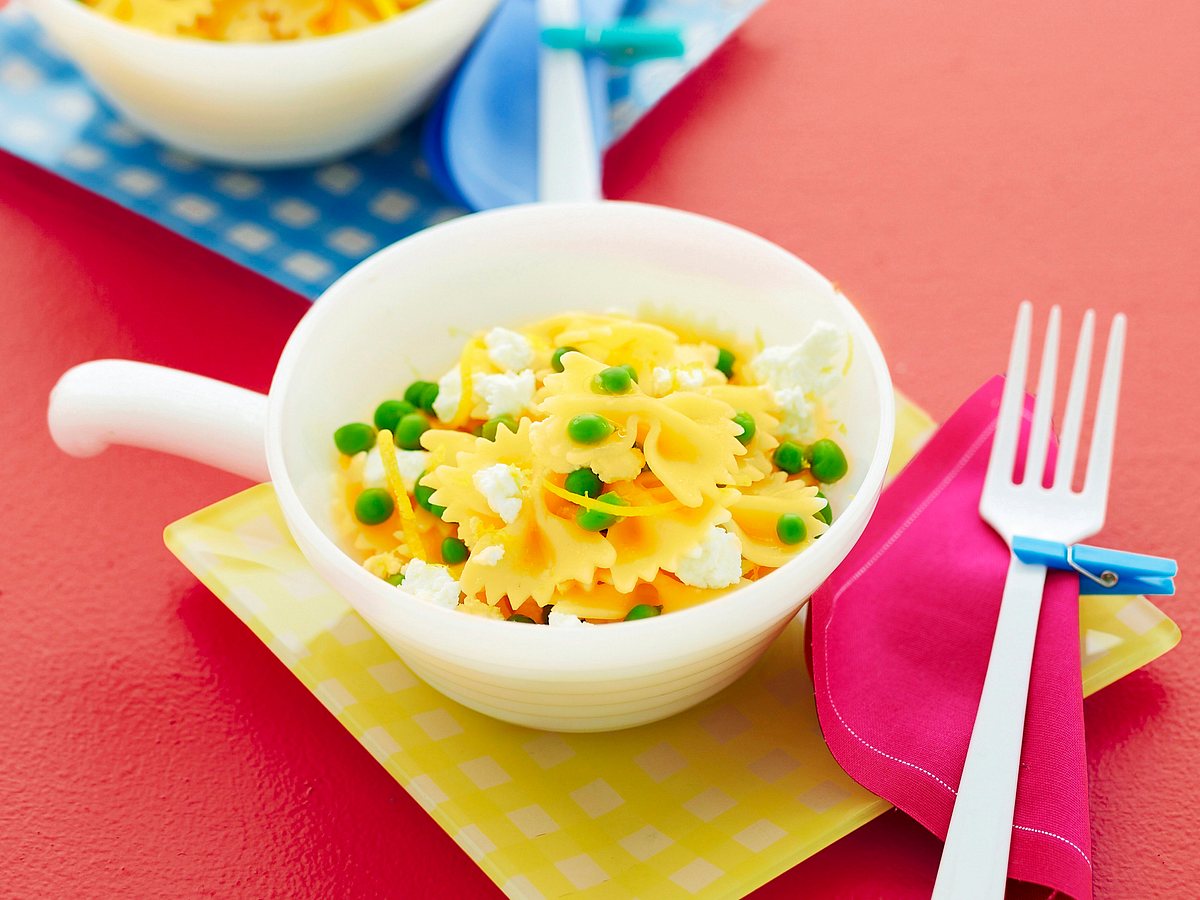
xmin=1012 ymin=536 xmax=1177 ymax=596
xmin=540 ymin=22 xmax=687 ymax=64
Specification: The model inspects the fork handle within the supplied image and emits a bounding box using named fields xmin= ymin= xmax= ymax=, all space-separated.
xmin=932 ymin=555 xmax=1049 ymax=900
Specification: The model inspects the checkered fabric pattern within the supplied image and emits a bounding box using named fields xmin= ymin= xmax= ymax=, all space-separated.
xmin=0 ymin=0 xmax=765 ymax=298
xmin=163 ymin=395 xmax=1180 ymax=899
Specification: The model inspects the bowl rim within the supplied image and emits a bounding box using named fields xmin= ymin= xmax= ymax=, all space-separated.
xmin=265 ymin=200 xmax=896 ymax=645
xmin=26 ymin=0 xmax=480 ymax=53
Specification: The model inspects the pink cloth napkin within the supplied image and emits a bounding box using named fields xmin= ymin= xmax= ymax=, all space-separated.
xmin=810 ymin=377 xmax=1092 ymax=899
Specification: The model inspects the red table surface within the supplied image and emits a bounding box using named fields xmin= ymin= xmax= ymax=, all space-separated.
xmin=2 ymin=2 xmax=1197 ymax=897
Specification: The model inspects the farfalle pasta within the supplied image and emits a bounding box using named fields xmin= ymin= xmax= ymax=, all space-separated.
xmin=331 ymin=312 xmax=852 ymax=626
xmin=83 ymin=0 xmax=425 ymax=40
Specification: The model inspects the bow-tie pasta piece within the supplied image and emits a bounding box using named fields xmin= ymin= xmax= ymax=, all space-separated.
xmin=640 ymin=392 xmax=746 ymax=506
xmin=701 ymin=383 xmax=782 ymax=487
xmin=538 ymin=353 xmax=745 ymax=507
xmin=602 ymin=478 xmax=738 ymax=592
xmin=529 ymin=415 xmax=646 ymax=484
xmin=459 ymin=480 xmax=617 ymax=607
xmin=87 ymin=0 xmax=215 ymax=35
xmin=85 ymin=0 xmax=429 ymax=39
xmin=532 ymin=314 xmax=682 ymax=376
xmin=423 ymin=421 xmax=615 ymax=606
xmin=727 ymin=473 xmax=830 ymax=568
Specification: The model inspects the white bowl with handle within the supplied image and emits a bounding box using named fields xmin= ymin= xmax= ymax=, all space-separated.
xmin=21 ymin=0 xmax=499 ymax=167
xmin=48 ymin=201 xmax=895 ymax=731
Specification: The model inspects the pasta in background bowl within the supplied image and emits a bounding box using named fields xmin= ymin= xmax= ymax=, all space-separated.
xmin=21 ymin=0 xmax=498 ymax=165
xmin=48 ymin=201 xmax=894 ymax=731
xmin=83 ymin=0 xmax=429 ymax=41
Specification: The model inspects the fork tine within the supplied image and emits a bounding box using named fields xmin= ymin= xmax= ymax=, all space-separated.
xmin=1082 ymin=314 xmax=1127 ymax=507
xmin=986 ymin=302 xmax=1033 ymax=489
xmin=1023 ymin=305 xmax=1060 ymax=486
xmin=1053 ymin=310 xmax=1095 ymax=490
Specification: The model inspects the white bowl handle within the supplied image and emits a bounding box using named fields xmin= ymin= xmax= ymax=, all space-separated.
xmin=48 ymin=360 xmax=270 ymax=482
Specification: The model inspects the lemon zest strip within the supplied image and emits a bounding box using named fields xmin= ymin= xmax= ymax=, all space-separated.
xmin=449 ymin=339 xmax=484 ymax=428
xmin=377 ymin=429 xmax=426 ymax=561
xmin=541 ymin=478 xmax=683 ymax=517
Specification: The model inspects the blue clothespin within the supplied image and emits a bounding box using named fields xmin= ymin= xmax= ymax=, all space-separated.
xmin=1012 ymin=536 xmax=1177 ymax=596
xmin=541 ymin=22 xmax=687 ymax=64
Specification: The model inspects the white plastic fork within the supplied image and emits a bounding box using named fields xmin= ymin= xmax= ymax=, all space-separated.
xmin=537 ymin=0 xmax=604 ymax=203
xmin=932 ymin=302 xmax=1126 ymax=900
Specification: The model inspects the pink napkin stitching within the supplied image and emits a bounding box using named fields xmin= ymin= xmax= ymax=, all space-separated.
xmin=821 ymin=419 xmax=998 ymax=796
xmin=814 ymin=378 xmax=1094 ymax=894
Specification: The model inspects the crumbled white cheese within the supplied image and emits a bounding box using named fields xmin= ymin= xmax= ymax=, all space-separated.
xmin=473 ymin=463 xmax=523 ymax=524
xmin=797 ymin=321 xmax=850 ymax=395
xmin=362 ymin=447 xmax=429 ymax=490
xmin=361 ymin=449 xmax=384 ymax=486
xmin=548 ymin=609 xmax=591 ymax=628
xmin=672 ymin=526 xmax=743 ymax=589
xmin=397 ymin=449 xmax=431 ymax=488
xmin=651 ymin=366 xmax=673 ymax=396
xmin=473 ymin=369 xmax=535 ymax=418
xmin=650 ymin=365 xmax=708 ymax=395
xmin=674 ymin=367 xmax=706 ymax=390
xmin=400 ymin=558 xmax=461 ymax=609
xmin=484 ymin=327 xmax=534 ymax=372
xmin=750 ymin=321 xmax=848 ymax=440
xmin=774 ymin=386 xmax=817 ymax=441
xmin=751 ymin=321 xmax=848 ymax=397
xmin=432 ymin=366 xmax=462 ymax=422
xmin=473 ymin=544 xmax=505 ymax=566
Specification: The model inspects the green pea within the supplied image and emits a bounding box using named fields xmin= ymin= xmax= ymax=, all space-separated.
xmin=333 ymin=422 xmax=376 ymax=455
xmin=624 ymin=604 xmax=662 ymax=621
xmin=354 ymin=488 xmax=394 ymax=525
xmin=509 ymin=614 xmax=535 ymax=624
xmin=441 ymin=537 xmax=469 ymax=565
xmin=776 ymin=512 xmax=807 ymax=545
xmin=395 ymin=412 xmax=430 ymax=450
xmin=414 ymin=473 xmax=446 ymax=518
xmin=564 ymin=468 xmax=603 ymax=498
xmin=567 ymin=413 xmax=615 ymax=444
xmin=815 ymin=491 xmax=833 ymax=526
xmin=417 ymin=382 xmax=440 ymax=414
xmin=716 ymin=347 xmax=735 ymax=379
xmin=576 ymin=493 xmax=628 ymax=531
xmin=773 ymin=440 xmax=806 ymax=474
xmin=482 ymin=414 xmax=518 ymax=441
xmin=551 ymin=346 xmax=578 ymax=372
xmin=732 ymin=411 xmax=756 ymax=445
xmin=404 ymin=380 xmax=435 ymax=407
xmin=374 ymin=399 xmax=416 ymax=433
xmin=809 ymin=438 xmax=848 ymax=483
xmin=618 ymin=364 xmax=639 ymax=384
xmin=593 ymin=365 xmax=633 ymax=395
xmin=385 ymin=572 xmax=405 ymax=586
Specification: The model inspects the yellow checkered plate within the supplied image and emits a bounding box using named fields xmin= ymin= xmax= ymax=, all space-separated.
xmin=163 ymin=397 xmax=1179 ymax=899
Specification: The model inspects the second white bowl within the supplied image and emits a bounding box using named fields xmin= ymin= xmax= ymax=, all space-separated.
xmin=22 ymin=0 xmax=499 ymax=166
